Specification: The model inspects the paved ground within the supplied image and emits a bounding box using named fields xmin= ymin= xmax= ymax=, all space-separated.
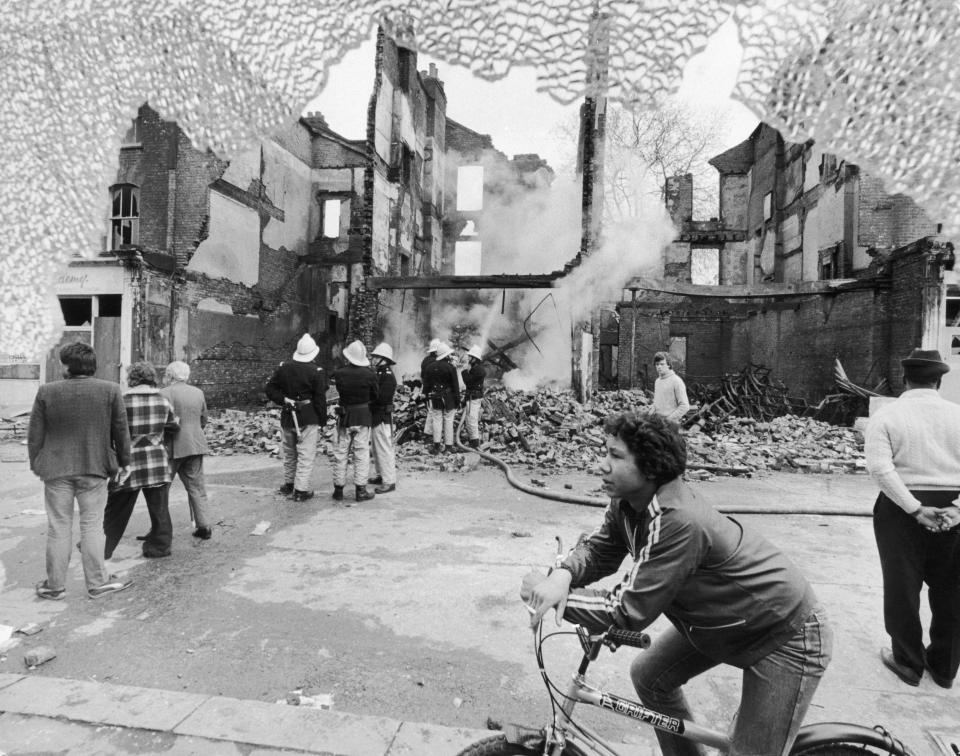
xmin=0 ymin=439 xmax=958 ymax=755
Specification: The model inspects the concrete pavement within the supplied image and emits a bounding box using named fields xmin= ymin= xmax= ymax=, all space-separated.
xmin=1 ymin=441 xmax=959 ymax=755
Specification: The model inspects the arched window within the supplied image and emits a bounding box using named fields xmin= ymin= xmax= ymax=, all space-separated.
xmin=110 ymin=184 xmax=139 ymax=249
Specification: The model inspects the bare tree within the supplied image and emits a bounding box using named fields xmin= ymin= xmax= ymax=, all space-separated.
xmin=561 ymin=100 xmax=728 ymax=222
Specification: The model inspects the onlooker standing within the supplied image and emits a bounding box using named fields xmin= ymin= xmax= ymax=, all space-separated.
xmin=460 ymin=344 xmax=486 ymax=449
xmin=368 ymin=342 xmax=398 ymax=494
xmin=103 ymin=362 xmax=179 ymax=559
xmin=161 ymin=361 xmax=213 ymax=540
xmin=422 ymin=342 xmax=460 ymax=454
xmin=332 ymin=340 xmax=379 ymax=503
xmin=651 ymin=351 xmax=690 ymax=425
xmin=264 ymin=334 xmax=327 ymax=502
xmin=29 ymin=342 xmax=134 ymax=599
xmin=420 ymin=338 xmax=440 ymax=444
xmin=865 ymin=348 xmax=960 ymax=689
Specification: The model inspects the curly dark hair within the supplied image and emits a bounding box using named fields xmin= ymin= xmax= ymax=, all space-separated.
xmin=127 ymin=361 xmax=158 ymax=387
xmin=602 ymin=412 xmax=686 ymax=485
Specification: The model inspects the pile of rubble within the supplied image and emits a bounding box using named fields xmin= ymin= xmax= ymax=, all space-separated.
xmin=202 ymin=385 xmax=866 ymax=477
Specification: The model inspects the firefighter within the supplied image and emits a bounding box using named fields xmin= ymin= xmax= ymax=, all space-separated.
xmin=332 ymin=340 xmax=379 ymax=503
xmin=368 ymin=342 xmax=398 ymax=494
xmin=264 ymin=334 xmax=327 ymax=502
xmin=460 ymin=344 xmax=486 ymax=449
xmin=422 ymin=342 xmax=460 ymax=454
xmin=420 ymin=338 xmax=440 ymax=445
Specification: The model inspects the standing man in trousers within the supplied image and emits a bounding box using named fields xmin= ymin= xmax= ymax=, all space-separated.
xmin=265 ymin=334 xmax=327 ymax=502
xmin=420 ymin=338 xmax=440 ymax=446
xmin=422 ymin=342 xmax=460 ymax=454
xmin=865 ymin=348 xmax=960 ymax=689
xmin=652 ymin=351 xmax=690 ymax=426
xmin=368 ymin=342 xmax=398 ymax=494
xmin=460 ymin=344 xmax=486 ymax=449
xmin=332 ymin=340 xmax=378 ymax=503
xmin=161 ymin=361 xmax=213 ymax=540
xmin=29 ymin=342 xmax=134 ymax=599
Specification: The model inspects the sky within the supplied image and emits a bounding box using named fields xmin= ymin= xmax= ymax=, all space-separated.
xmin=305 ymin=18 xmax=760 ymax=177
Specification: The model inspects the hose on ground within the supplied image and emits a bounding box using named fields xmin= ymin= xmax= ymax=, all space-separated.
xmin=452 ymin=413 xmax=872 ymax=517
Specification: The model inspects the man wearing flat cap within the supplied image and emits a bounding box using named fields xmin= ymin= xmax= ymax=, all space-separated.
xmin=265 ymin=334 xmax=327 ymax=502
xmin=865 ymin=348 xmax=960 ymax=690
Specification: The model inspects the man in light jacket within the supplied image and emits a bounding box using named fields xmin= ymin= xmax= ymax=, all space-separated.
xmin=652 ymin=351 xmax=690 ymax=426
xmin=161 ymin=360 xmax=213 ymax=540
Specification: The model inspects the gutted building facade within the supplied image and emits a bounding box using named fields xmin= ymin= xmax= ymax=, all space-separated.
xmin=613 ymin=123 xmax=957 ymax=404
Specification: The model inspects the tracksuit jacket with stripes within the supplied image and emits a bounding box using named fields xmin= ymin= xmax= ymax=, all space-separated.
xmin=561 ymin=478 xmax=816 ymax=668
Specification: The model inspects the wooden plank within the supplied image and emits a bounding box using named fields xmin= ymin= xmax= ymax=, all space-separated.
xmin=366 ymin=274 xmax=559 ymax=290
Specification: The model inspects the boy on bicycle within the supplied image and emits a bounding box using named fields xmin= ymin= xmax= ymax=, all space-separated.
xmin=522 ymin=412 xmax=832 ymax=756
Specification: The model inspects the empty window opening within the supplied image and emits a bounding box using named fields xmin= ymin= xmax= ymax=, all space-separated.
xmin=99 ymin=294 xmax=122 ymax=317
xmin=322 ymin=198 xmax=342 ymax=238
xmin=121 ymin=119 xmax=140 ymax=147
xmin=454 ymin=241 xmax=482 ymax=275
xmin=456 ymin=166 xmax=484 ymax=211
xmin=60 ymin=297 xmax=92 ymax=326
xmin=691 ymin=248 xmax=720 ymax=285
xmin=400 ymin=253 xmax=410 ymax=277
xmin=110 ymin=185 xmax=140 ymax=248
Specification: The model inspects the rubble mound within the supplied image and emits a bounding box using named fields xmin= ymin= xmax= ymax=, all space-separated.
xmin=203 ymin=386 xmax=866 ymax=477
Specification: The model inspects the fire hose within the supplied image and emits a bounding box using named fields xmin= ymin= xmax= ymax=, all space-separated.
xmin=450 ymin=413 xmax=872 ymax=518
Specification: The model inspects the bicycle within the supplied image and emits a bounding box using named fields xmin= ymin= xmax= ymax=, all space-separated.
xmin=456 ymin=539 xmax=915 ymax=756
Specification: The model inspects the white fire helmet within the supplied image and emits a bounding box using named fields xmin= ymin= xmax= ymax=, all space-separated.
xmin=466 ymin=345 xmax=483 ymax=361
xmin=342 ymin=340 xmax=369 ymax=366
xmin=428 ymin=338 xmax=441 ymax=353
xmin=371 ymin=342 xmax=395 ymax=364
xmin=434 ymin=342 xmax=454 ymax=360
xmin=293 ymin=333 xmax=320 ymax=362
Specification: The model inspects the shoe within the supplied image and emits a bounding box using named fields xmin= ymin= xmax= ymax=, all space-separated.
xmin=142 ymin=549 xmax=171 ymax=558
xmin=368 ymin=476 xmax=383 ymax=485
xmin=35 ymin=579 xmax=65 ymax=601
xmin=192 ymin=527 xmax=212 ymax=540
xmin=431 ymin=443 xmax=442 ymax=455
xmin=374 ymin=483 xmax=396 ymax=494
xmin=880 ymin=648 xmax=920 ymax=686
xmin=355 ymin=486 xmax=375 ymax=502
xmin=88 ymin=575 xmax=133 ymax=599
xmin=468 ymin=439 xmax=480 ymax=449
xmin=332 ymin=486 xmax=344 ymax=501
xmin=292 ymin=489 xmax=315 ymax=502
xmin=445 ymin=445 xmax=456 ymax=454
xmin=135 ymin=532 xmax=152 ymax=541
xmin=277 ymin=482 xmax=294 ymax=496
xmin=924 ymin=658 xmax=955 ymax=689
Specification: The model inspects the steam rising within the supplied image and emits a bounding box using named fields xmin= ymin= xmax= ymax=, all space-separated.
xmin=378 ymin=148 xmax=677 ymax=390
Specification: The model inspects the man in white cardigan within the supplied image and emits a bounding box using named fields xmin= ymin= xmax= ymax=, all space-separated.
xmin=161 ymin=361 xmax=213 ymax=540
xmin=651 ymin=351 xmax=690 ymax=426
xmin=865 ymin=348 xmax=960 ymax=689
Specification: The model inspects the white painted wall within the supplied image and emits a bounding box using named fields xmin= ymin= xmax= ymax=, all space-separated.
xmin=262 ymin=139 xmax=312 ymax=255
xmin=189 ymin=192 xmax=260 ymax=285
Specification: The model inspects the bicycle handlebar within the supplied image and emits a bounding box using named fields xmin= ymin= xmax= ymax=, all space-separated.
xmin=605 ymin=627 xmax=652 ymax=649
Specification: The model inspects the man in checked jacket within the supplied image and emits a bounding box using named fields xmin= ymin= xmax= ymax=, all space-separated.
xmin=103 ymin=362 xmax=179 ymax=559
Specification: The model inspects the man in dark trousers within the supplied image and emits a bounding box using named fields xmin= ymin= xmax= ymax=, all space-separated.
xmin=460 ymin=344 xmax=486 ymax=449
xmin=422 ymin=341 xmax=460 ymax=454
xmin=419 ymin=338 xmax=440 ymax=446
xmin=332 ymin=340 xmax=379 ymax=503
xmin=368 ymin=342 xmax=398 ymax=494
xmin=265 ymin=333 xmax=327 ymax=502
xmin=29 ymin=342 xmax=134 ymax=599
xmin=865 ymin=348 xmax=960 ymax=689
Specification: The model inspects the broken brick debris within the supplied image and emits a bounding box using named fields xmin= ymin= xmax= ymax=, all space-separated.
xmin=203 ymin=383 xmax=866 ymax=477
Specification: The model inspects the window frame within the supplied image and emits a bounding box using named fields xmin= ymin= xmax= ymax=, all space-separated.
xmin=109 ymin=184 xmax=140 ymax=250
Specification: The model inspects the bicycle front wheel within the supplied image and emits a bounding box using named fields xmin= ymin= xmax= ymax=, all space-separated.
xmin=454 ymin=733 xmax=587 ymax=756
